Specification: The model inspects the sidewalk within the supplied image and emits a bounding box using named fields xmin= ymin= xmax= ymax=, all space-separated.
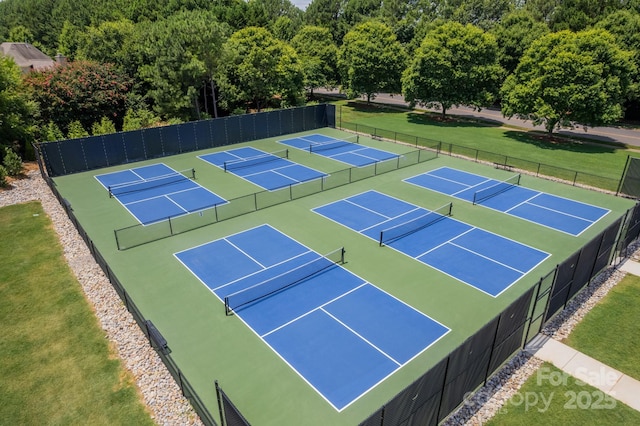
xmin=525 ymin=259 xmax=640 ymax=412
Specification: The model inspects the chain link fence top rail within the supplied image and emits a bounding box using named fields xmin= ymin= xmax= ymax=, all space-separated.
xmin=339 ymin=121 xmax=624 ymax=194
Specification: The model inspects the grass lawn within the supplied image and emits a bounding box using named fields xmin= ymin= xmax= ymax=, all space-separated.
xmin=334 ymin=100 xmax=637 ymax=190
xmin=0 ymin=202 xmax=155 ymax=425
xmin=486 ymin=362 xmax=640 ymax=425
xmin=563 ymin=274 xmax=640 ymax=381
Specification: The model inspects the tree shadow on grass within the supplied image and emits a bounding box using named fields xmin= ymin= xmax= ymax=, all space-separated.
xmin=406 ymin=111 xmax=503 ymax=129
xmin=503 ymin=130 xmax=621 ymax=154
xmin=345 ymin=100 xmax=407 ymax=115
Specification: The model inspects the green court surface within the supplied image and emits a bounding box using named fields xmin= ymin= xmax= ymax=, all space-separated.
xmin=52 ymin=128 xmax=636 ymax=425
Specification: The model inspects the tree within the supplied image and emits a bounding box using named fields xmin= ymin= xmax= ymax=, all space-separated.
xmin=244 ymin=0 xmax=303 ymax=28
xmin=272 ymin=16 xmax=299 ymax=41
xmin=218 ymin=26 xmax=304 ymax=112
xmin=76 ymin=19 xmax=137 ymax=76
xmin=135 ymin=11 xmax=229 ymax=120
xmin=338 ymin=21 xmax=407 ymax=102
xmin=291 ymin=26 xmax=338 ymax=95
xmin=490 ymin=10 xmax=549 ymax=75
xmin=57 ymin=21 xmax=84 ymax=61
xmin=304 ymin=0 xmax=343 ymax=45
xmin=91 ymin=117 xmax=117 ymax=135
xmin=0 ymin=55 xmax=37 ymax=157
xmin=449 ymin=0 xmax=514 ymax=30
xmin=596 ymin=10 xmax=640 ymax=93
xmin=501 ymin=29 xmax=636 ymax=134
xmin=24 ymin=60 xmax=132 ymax=133
xmin=40 ymin=121 xmax=65 ymax=142
xmin=122 ymin=108 xmax=161 ymax=131
xmin=402 ymin=21 xmax=503 ymax=117
xmin=66 ymin=120 xmax=90 ymax=139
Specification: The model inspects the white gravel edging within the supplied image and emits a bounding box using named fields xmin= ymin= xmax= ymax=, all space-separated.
xmin=0 ymin=170 xmax=203 ymax=426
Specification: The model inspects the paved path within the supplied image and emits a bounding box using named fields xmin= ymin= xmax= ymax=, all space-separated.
xmin=525 ymin=259 xmax=640 ymax=412
xmin=317 ymin=89 xmax=640 ymax=147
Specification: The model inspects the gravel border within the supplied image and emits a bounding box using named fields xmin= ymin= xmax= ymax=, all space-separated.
xmin=0 ymin=170 xmax=202 ymax=426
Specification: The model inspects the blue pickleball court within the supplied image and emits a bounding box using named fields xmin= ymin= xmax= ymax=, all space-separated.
xmin=279 ymin=133 xmax=399 ymax=167
xmin=174 ymin=224 xmax=449 ymax=411
xmin=95 ymin=163 xmax=226 ymax=225
xmin=198 ymin=147 xmax=326 ymax=190
xmin=313 ymin=191 xmax=550 ymax=297
xmin=404 ymin=167 xmax=610 ymax=236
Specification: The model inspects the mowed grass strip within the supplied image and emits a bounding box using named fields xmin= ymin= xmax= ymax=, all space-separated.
xmin=0 ymin=202 xmax=155 ymax=425
xmin=336 ymin=101 xmax=633 ymax=183
xmin=487 ymin=362 xmax=640 ymax=425
xmin=563 ymin=273 xmax=640 ymax=381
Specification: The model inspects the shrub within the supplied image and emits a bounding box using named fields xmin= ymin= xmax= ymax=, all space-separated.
xmin=0 ymin=165 xmax=7 ymax=187
xmin=3 ymin=148 xmax=22 ymax=176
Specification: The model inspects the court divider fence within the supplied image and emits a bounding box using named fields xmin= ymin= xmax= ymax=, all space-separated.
xmin=339 ymin=120 xmax=626 ymax=195
xmin=113 ymin=145 xmax=440 ymax=250
xmin=32 ymin=104 xmax=640 ymax=425
xmin=37 ymin=104 xmax=333 ymax=177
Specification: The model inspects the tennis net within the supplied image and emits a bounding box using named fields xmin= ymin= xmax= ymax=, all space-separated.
xmin=309 ymin=135 xmax=359 ymax=153
xmin=223 ymin=149 xmax=288 ymax=172
xmin=379 ymin=203 xmax=453 ymax=246
xmin=224 ymin=247 xmax=345 ymax=315
xmin=472 ymin=174 xmax=521 ymax=205
xmin=108 ymin=168 xmax=195 ymax=198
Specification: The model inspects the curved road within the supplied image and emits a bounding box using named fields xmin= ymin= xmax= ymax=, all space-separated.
xmin=317 ymin=90 xmax=640 ymax=147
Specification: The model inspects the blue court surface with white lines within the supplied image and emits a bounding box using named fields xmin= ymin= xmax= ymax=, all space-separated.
xmin=174 ymin=224 xmax=449 ymax=411
xmin=95 ymin=163 xmax=226 ymax=225
xmin=279 ymin=133 xmax=399 ymax=167
xmin=199 ymin=147 xmax=326 ymax=190
xmin=404 ymin=167 xmax=610 ymax=236
xmin=313 ymin=191 xmax=550 ymax=297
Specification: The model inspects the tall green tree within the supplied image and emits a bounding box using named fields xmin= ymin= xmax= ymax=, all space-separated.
xmin=218 ymin=26 xmax=304 ymax=112
xmin=23 ymin=60 xmax=132 ymax=133
xmin=291 ymin=26 xmax=339 ymax=95
xmin=76 ymin=19 xmax=137 ymax=76
xmin=304 ymin=0 xmax=343 ymax=45
xmin=596 ymin=10 xmax=640 ymax=99
xmin=501 ymin=29 xmax=636 ymax=134
xmin=491 ymin=10 xmax=549 ymax=75
xmin=449 ymin=0 xmax=514 ymax=30
xmin=0 ymin=55 xmax=37 ymax=156
xmin=402 ymin=21 xmax=503 ymax=117
xmin=245 ymin=0 xmax=303 ymax=28
xmin=338 ymin=21 xmax=407 ymax=102
xmin=135 ymin=10 xmax=229 ymax=120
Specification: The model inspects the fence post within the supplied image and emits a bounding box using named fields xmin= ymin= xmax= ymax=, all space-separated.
xmin=435 ymin=356 xmax=451 ymax=423
xmin=616 ymin=155 xmax=631 ymax=195
xmin=523 ymin=279 xmax=543 ymax=348
xmin=484 ymin=315 xmax=501 ymax=385
xmin=215 ymin=381 xmax=225 ymax=426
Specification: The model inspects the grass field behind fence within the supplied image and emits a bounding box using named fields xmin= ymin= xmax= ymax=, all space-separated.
xmin=336 ymin=101 xmax=638 ymax=184
xmin=486 ymin=362 xmax=640 ymax=425
xmin=563 ymin=274 xmax=640 ymax=381
xmin=0 ymin=202 xmax=154 ymax=426
xmin=50 ymin=127 xmax=636 ymax=425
